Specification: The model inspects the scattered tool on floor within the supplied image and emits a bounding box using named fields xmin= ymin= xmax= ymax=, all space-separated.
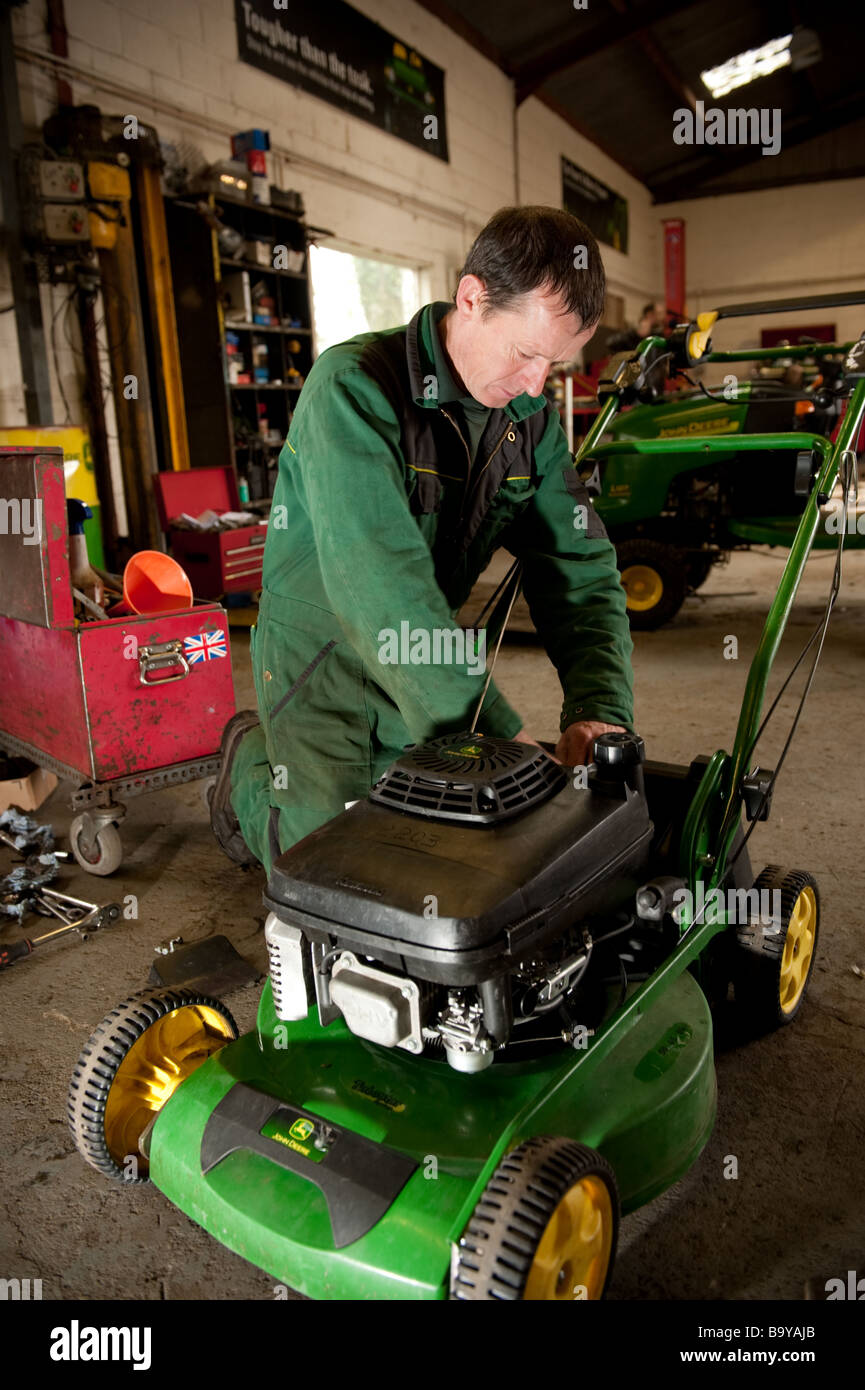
xmin=0 ymin=857 xmax=60 ymax=919
xmin=0 ymin=809 xmax=55 ymax=856
xmin=0 ymin=887 xmax=122 ymax=968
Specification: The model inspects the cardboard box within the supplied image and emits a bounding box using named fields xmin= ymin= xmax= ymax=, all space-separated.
xmin=0 ymin=761 xmax=58 ymax=814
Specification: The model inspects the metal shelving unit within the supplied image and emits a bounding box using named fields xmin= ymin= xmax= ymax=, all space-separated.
xmin=165 ymin=194 xmax=318 ymax=501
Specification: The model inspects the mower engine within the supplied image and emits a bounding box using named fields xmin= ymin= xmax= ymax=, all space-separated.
xmin=263 ymin=731 xmax=656 ymax=1073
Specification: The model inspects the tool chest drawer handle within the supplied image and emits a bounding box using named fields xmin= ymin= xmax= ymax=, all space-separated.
xmin=138 ymin=641 xmax=191 ymax=685
xmin=225 ymin=537 xmax=266 ymax=556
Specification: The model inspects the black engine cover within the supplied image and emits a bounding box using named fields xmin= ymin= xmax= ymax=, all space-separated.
xmin=264 ymin=738 xmax=653 ymax=986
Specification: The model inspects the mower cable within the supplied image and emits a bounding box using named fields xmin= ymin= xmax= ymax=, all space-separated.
xmin=469 ymin=566 xmax=523 ymax=733
xmin=707 ymin=450 xmax=854 ymax=897
xmin=674 ymin=369 xmax=836 ymax=409
xmin=616 ymin=955 xmax=629 ymax=1009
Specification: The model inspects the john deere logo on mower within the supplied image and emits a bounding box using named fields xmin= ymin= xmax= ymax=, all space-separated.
xmin=289 ymin=1118 xmax=314 ymax=1142
xmin=447 ymin=744 xmax=483 ymax=758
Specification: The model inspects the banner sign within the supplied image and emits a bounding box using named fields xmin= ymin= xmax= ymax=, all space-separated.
xmin=663 ymin=218 xmax=686 ymax=318
xmin=235 ymin=0 xmax=449 ymax=162
xmin=561 ymin=156 xmax=628 ymax=253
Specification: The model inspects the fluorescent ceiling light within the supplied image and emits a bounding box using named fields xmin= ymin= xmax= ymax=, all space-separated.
xmin=701 ymin=33 xmax=792 ymax=99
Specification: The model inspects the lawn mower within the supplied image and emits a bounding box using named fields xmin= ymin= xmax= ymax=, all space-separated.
xmin=591 ymin=291 xmax=865 ymax=627
xmin=67 ymin=305 xmax=865 ymax=1300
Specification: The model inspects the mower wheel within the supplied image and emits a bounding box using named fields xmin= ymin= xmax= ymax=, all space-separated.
xmin=68 ymin=988 xmax=238 ymax=1183
xmin=732 ymin=866 xmax=820 ymax=1029
xmin=450 ymin=1135 xmax=619 ymax=1301
xmin=615 ymin=539 xmax=688 ymax=630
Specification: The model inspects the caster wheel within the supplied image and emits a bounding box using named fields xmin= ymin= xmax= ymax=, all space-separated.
xmin=69 ymin=815 xmax=123 ymax=876
xmin=732 ymin=865 xmax=819 ymax=1030
xmin=451 ymin=1136 xmax=619 ymax=1300
xmin=68 ymin=988 xmax=238 ymax=1183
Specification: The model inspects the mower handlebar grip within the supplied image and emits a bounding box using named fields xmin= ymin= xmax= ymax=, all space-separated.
xmin=0 ymin=939 xmax=33 ymax=968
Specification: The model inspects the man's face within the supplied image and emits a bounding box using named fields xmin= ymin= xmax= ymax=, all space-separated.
xmin=444 ymin=277 xmax=596 ymax=407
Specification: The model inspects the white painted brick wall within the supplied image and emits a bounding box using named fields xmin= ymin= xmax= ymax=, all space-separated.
xmin=657 ymin=181 xmax=865 ymax=347
xmin=117 ymin=10 xmax=183 ymax=83
xmin=517 ymin=98 xmax=664 ymax=329
xmin=3 ymin=0 xmax=862 ymax=425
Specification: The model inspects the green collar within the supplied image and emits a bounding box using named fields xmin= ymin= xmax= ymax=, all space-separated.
xmin=412 ymin=302 xmax=547 ymax=422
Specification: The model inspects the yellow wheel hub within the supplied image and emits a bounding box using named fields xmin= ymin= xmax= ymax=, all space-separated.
xmin=621 ymin=564 xmax=663 ymax=611
xmin=103 ymin=1004 xmax=234 ymax=1174
xmin=524 ymin=1175 xmax=614 ymax=1300
xmin=779 ymin=886 xmax=817 ymax=1015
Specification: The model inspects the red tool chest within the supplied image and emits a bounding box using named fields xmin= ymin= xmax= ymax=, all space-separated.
xmin=152 ymin=466 xmax=268 ymax=598
xmin=0 ymin=447 xmax=237 ymax=872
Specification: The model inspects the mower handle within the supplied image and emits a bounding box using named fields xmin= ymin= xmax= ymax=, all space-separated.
xmin=712 ymin=291 xmax=865 ymax=321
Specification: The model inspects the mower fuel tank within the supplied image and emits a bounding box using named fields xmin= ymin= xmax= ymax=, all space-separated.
xmin=264 ymin=733 xmax=654 ymax=986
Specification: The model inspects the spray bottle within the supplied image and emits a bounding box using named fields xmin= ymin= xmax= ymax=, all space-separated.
xmin=66 ymin=498 xmax=105 ymax=613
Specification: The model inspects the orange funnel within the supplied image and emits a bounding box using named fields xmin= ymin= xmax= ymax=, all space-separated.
xmin=122 ymin=550 xmax=194 ymax=615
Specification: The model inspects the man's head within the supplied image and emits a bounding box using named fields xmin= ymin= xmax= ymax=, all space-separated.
xmin=637 ymin=301 xmax=667 ymax=338
xmin=442 ymin=205 xmax=605 ymax=407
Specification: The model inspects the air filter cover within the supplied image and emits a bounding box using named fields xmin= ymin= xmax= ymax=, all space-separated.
xmin=368 ymin=732 xmax=567 ymax=824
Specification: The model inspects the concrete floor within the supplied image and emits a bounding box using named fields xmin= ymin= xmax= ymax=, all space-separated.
xmin=1 ymin=545 xmax=864 ymax=1301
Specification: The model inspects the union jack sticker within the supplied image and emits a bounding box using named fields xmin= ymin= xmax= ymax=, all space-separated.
xmin=183 ymin=629 xmax=227 ymax=664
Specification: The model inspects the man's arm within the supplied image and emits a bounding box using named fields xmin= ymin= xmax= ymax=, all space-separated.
xmin=502 ymin=406 xmax=635 ymax=738
xmin=287 ymin=367 xmax=523 ymax=743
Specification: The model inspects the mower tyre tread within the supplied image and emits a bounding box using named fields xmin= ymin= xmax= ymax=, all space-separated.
xmin=67 ymin=988 xmax=238 ymax=1184
xmin=450 ymin=1135 xmax=619 ymax=1300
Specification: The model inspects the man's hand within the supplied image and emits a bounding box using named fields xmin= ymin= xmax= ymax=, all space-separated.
xmin=512 ymin=729 xmax=543 ymax=749
xmin=554 ymin=720 xmax=627 ymax=768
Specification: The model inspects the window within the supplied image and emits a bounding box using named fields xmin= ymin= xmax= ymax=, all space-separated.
xmin=309 ymin=245 xmax=423 ymax=355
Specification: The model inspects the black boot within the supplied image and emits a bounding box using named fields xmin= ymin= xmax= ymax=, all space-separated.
xmin=209 ymin=709 xmax=262 ymax=868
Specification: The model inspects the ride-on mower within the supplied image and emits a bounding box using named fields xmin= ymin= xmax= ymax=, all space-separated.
xmin=592 ymin=292 xmax=865 ymax=628
xmin=68 ymin=299 xmax=865 ymax=1300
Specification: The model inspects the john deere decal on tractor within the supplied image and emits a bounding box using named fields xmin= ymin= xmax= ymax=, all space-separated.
xmin=69 ymin=293 xmax=865 ymax=1300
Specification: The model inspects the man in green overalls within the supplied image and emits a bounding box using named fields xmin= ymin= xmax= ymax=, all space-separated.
xmin=211 ymin=206 xmax=634 ymax=874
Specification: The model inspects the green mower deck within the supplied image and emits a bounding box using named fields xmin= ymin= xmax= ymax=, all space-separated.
xmin=149 ymin=972 xmax=714 ymax=1300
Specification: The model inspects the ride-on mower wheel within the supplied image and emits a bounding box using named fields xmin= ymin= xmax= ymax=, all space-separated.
xmin=68 ymin=989 xmax=238 ymax=1183
xmin=732 ymin=866 xmax=819 ymax=1030
xmin=450 ymin=1136 xmax=619 ymax=1300
xmin=687 ymin=551 xmax=715 ymax=591
xmin=615 ymin=539 xmax=688 ymax=630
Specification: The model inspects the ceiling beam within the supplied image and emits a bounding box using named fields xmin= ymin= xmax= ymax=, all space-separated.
xmin=649 ymin=92 xmax=865 ymax=200
xmin=511 ymin=0 xmax=699 ymax=103
xmin=653 ymin=162 xmax=865 ymax=202
xmin=415 ymin=0 xmax=507 ymax=68
xmin=607 ymin=0 xmax=698 ymax=112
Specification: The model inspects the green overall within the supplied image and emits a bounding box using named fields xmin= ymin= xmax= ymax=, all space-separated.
xmin=231 ymin=302 xmax=634 ymax=872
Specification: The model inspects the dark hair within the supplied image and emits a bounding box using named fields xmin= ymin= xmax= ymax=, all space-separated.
xmin=640 ymin=302 xmax=657 ymax=319
xmin=454 ymin=205 xmax=606 ymax=330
